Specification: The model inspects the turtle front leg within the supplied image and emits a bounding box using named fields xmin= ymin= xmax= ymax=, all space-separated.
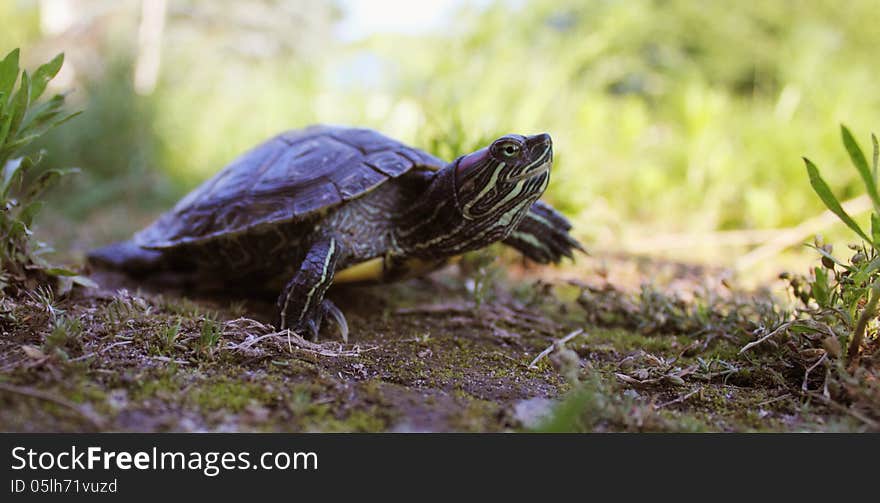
xmin=502 ymin=201 xmax=586 ymax=264
xmin=275 ymin=237 xmax=348 ymax=342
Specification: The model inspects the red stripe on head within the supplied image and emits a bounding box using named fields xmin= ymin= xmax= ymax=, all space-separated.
xmin=456 ymin=147 xmax=489 ymax=176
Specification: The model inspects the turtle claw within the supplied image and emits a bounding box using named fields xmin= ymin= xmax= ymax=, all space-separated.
xmin=306 ymin=319 xmax=321 ymax=342
xmin=281 ymin=299 xmax=349 ymax=343
xmin=321 ymin=299 xmax=349 ymax=343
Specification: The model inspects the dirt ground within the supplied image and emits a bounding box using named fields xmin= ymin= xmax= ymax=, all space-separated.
xmin=0 ymin=255 xmax=873 ymax=432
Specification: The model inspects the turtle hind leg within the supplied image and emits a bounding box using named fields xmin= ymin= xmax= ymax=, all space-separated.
xmin=275 ymin=237 xmax=348 ymax=341
xmin=87 ymin=240 xmax=167 ymax=276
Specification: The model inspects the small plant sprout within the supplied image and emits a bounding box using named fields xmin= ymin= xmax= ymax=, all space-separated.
xmin=103 ymin=292 xmax=147 ymax=326
xmin=45 ymin=315 xmax=83 ymax=359
xmin=198 ymin=315 xmax=222 ymax=356
xmin=26 ymin=284 xmax=64 ymax=320
xmin=159 ymin=318 xmax=182 ymax=355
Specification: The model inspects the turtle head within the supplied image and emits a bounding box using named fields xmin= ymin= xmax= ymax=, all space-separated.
xmin=454 ymin=133 xmax=552 ymax=221
xmin=395 ymin=132 xmax=553 ymax=257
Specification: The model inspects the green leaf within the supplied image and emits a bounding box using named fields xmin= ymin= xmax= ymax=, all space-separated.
xmin=26 ymin=167 xmax=78 ymax=200
xmin=20 ymin=93 xmax=64 ymax=131
xmin=0 ymin=154 xmax=39 ymax=199
xmin=804 ymin=243 xmax=852 ymax=271
xmin=804 ymin=157 xmax=872 ymax=244
xmin=71 ymin=275 xmax=99 ymax=289
xmin=841 ymin=125 xmax=880 ymax=212
xmin=872 ymin=213 xmax=880 ymax=246
xmin=43 ymin=267 xmax=79 ymax=277
xmin=852 ymin=254 xmax=880 ymax=286
xmin=1 ymin=157 xmax=23 ymax=197
xmin=28 ymin=53 xmax=63 ymax=104
xmin=18 ymin=200 xmax=44 ymax=227
xmin=0 ymin=100 xmax=14 ymax=151
xmin=872 ymin=133 xmax=878 ymax=184
xmin=17 ymin=108 xmax=81 ymax=144
xmin=8 ymin=70 xmax=31 ymax=140
xmin=6 ymin=218 xmax=28 ymax=240
xmin=0 ymin=48 xmax=19 ymax=105
xmin=813 ymin=266 xmax=830 ymax=307
xmin=789 ymin=323 xmax=820 ymax=334
xmin=32 ymin=109 xmax=80 ymax=138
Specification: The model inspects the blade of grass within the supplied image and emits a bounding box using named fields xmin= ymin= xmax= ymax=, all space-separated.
xmin=841 ymin=125 xmax=880 ymax=213
xmin=873 ymin=213 xmax=880 ymax=246
xmin=804 ymin=157 xmax=872 ymax=244
xmin=872 ymin=133 xmax=878 ymax=184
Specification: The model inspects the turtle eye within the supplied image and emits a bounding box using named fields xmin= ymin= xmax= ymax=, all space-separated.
xmin=497 ymin=141 xmax=520 ymax=158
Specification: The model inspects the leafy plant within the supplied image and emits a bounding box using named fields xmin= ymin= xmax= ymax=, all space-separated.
xmin=0 ymin=48 xmax=87 ymax=294
xmin=727 ymin=126 xmax=880 ymax=427
xmin=800 ymin=125 xmax=880 ymax=364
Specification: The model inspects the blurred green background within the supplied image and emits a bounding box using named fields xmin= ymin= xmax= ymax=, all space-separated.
xmin=3 ymin=0 xmax=879 ymax=280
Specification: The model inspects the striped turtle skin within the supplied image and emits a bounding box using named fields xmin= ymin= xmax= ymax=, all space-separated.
xmin=88 ymin=126 xmax=584 ymax=341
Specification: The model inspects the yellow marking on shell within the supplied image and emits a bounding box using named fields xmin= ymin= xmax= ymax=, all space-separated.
xmin=334 ymin=255 xmax=462 ymax=284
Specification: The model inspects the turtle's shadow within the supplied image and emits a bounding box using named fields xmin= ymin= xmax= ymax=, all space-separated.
xmin=87 ymin=268 xmax=276 ymax=322
xmin=84 ymin=268 xmax=422 ymax=326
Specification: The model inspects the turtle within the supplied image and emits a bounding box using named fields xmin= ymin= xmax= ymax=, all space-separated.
xmin=88 ymin=125 xmax=584 ymax=341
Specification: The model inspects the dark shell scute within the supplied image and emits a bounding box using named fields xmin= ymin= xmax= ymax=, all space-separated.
xmin=252 ymin=145 xmax=348 ymax=195
xmin=327 ymin=129 xmax=395 ymax=154
xmin=291 ymin=179 xmax=343 ymax=216
xmin=203 ymin=138 xmax=289 ymax=203
xmin=335 ymin=162 xmax=388 ymax=198
xmin=134 ymin=125 xmax=446 ymax=248
xmin=364 ymin=151 xmax=412 ymax=177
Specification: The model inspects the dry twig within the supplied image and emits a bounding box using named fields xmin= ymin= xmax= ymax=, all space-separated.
xmin=527 ymin=329 xmax=584 ymax=369
xmin=802 ymin=352 xmax=828 ymax=393
xmin=224 ymin=318 xmax=372 ymax=357
xmin=70 ymin=341 xmax=133 ymax=362
xmin=740 ymin=322 xmax=792 ymax=354
xmin=654 ymin=387 xmax=702 ymax=409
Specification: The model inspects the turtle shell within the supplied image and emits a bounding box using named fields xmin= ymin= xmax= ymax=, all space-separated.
xmin=134 ymin=126 xmax=446 ymax=248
